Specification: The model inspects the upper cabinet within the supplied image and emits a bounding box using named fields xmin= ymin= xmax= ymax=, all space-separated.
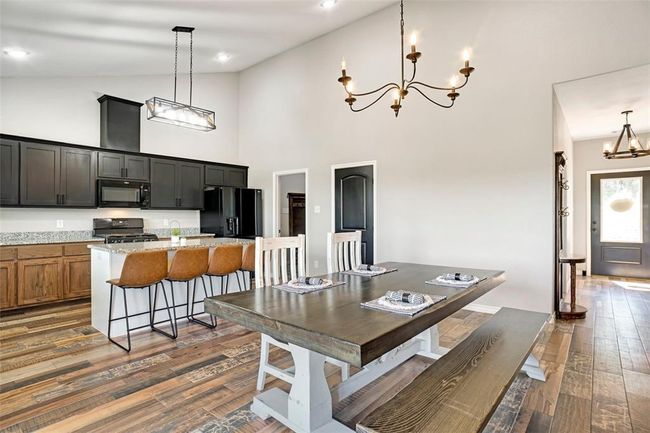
xmin=20 ymin=142 xmax=61 ymax=206
xmin=60 ymin=147 xmax=97 ymax=207
xmin=20 ymin=142 xmax=96 ymax=207
xmin=205 ymin=164 xmax=247 ymax=187
xmin=150 ymin=158 xmax=204 ymax=210
xmin=0 ymin=139 xmax=20 ymax=205
xmin=98 ymin=151 xmax=149 ymax=181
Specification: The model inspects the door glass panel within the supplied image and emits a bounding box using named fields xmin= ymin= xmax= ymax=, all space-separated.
xmin=600 ymin=177 xmax=642 ymax=243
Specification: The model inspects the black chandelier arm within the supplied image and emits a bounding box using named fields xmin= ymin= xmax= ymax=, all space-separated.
xmin=349 ymin=86 xmax=400 ymax=112
xmin=349 ymin=82 xmax=400 ymax=98
xmin=408 ymin=85 xmax=455 ymax=109
xmin=407 ymin=75 xmax=469 ymax=92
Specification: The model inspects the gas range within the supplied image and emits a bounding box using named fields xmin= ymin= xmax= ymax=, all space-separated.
xmin=93 ymin=218 xmax=159 ymax=244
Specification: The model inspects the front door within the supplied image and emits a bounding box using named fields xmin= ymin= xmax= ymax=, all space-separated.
xmin=591 ymin=170 xmax=650 ymax=278
xmin=334 ymin=165 xmax=374 ymax=264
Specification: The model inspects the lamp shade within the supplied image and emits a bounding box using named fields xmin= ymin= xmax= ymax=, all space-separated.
xmin=145 ymin=97 xmax=215 ymax=132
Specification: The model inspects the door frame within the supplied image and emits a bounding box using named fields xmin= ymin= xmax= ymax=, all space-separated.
xmin=585 ymin=166 xmax=650 ymax=275
xmin=331 ymin=160 xmax=378 ymax=262
xmin=272 ymin=168 xmax=309 ymax=268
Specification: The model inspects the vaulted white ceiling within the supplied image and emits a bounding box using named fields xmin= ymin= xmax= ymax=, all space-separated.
xmin=554 ymin=64 xmax=650 ymax=141
xmin=0 ymin=0 xmax=393 ymax=77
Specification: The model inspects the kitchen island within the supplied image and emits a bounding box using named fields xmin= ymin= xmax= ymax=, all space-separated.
xmin=89 ymin=237 xmax=252 ymax=336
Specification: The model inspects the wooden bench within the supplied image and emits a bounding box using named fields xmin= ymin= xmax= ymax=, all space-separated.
xmin=357 ymin=307 xmax=549 ymax=433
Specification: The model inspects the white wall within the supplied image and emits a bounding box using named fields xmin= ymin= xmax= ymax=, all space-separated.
xmin=238 ymin=1 xmax=650 ymax=313
xmin=0 ymin=72 xmax=239 ymax=232
xmin=278 ymin=173 xmax=306 ymax=236
xmin=571 ymin=132 xmax=650 ymax=272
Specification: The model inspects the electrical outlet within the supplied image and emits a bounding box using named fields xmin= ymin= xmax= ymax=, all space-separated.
xmin=314 ymin=205 xmax=321 ymax=214
xmin=163 ymin=219 xmax=169 ymax=227
xmin=56 ymin=220 xmax=64 ymax=229
xmin=313 ymin=260 xmax=319 ymax=269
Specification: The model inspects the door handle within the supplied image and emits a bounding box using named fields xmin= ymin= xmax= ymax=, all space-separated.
xmin=124 ymin=168 xmax=128 ymax=178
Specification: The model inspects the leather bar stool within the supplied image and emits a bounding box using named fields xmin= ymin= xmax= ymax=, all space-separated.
xmin=163 ymin=247 xmax=214 ymax=330
xmin=238 ymin=243 xmax=255 ymax=290
xmin=107 ymin=250 xmax=171 ymax=352
xmin=205 ymin=243 xmax=244 ymax=295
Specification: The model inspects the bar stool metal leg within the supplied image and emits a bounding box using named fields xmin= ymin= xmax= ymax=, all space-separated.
xmin=150 ymin=282 xmax=177 ymax=339
xmin=189 ymin=277 xmax=217 ymax=329
xmin=108 ymin=284 xmax=132 ymax=352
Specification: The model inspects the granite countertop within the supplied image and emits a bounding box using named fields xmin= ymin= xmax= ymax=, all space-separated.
xmin=0 ymin=231 xmax=104 ymax=246
xmin=0 ymin=228 xmax=215 ymax=247
xmin=89 ymin=237 xmax=253 ymax=254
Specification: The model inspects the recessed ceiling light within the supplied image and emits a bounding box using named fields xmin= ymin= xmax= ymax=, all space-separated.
xmin=3 ymin=48 xmax=29 ymax=59
xmin=320 ymin=0 xmax=337 ymax=9
xmin=215 ymin=52 xmax=231 ymax=63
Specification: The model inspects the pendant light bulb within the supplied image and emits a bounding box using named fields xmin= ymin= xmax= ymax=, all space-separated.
xmin=410 ymin=32 xmax=417 ymax=46
xmin=462 ymin=48 xmax=471 ymax=62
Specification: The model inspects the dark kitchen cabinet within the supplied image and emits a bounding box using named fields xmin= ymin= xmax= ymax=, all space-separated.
xmin=21 ymin=142 xmax=96 ymax=207
xmin=150 ymin=158 xmax=179 ymax=208
xmin=205 ymin=164 xmax=247 ymax=187
xmin=125 ymin=155 xmax=149 ymax=181
xmin=20 ymin=142 xmax=60 ymax=206
xmin=60 ymin=147 xmax=96 ymax=207
xmin=150 ymin=158 xmax=204 ymax=209
xmin=0 ymin=139 xmax=20 ymax=205
xmin=98 ymin=152 xmax=149 ymax=181
xmin=178 ymin=162 xmax=204 ymax=209
xmin=225 ymin=168 xmax=247 ymax=187
xmin=205 ymin=165 xmax=226 ymax=186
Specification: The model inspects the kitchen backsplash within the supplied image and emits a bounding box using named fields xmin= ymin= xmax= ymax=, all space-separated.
xmin=0 ymin=208 xmax=200 ymax=233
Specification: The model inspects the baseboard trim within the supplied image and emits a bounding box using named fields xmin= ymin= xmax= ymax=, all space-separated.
xmin=462 ymin=303 xmax=501 ymax=315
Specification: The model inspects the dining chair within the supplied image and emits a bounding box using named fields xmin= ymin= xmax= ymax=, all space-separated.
xmin=327 ymin=230 xmax=363 ymax=273
xmin=254 ymin=234 xmax=349 ymax=391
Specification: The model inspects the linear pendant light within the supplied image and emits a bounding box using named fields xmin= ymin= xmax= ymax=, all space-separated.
xmin=602 ymin=110 xmax=648 ymax=159
xmin=146 ymin=26 xmax=215 ymax=132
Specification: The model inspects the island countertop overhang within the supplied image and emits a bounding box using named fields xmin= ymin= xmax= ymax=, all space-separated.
xmin=88 ymin=237 xmax=253 ymax=254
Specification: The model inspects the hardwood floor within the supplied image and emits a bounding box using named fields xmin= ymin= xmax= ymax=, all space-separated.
xmin=1 ymin=275 xmax=649 ymax=433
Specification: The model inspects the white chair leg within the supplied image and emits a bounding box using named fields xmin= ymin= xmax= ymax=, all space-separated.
xmin=257 ymin=334 xmax=270 ymax=391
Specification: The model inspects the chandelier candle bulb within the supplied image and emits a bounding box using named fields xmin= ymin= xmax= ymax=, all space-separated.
xmin=410 ymin=32 xmax=417 ymax=53
xmin=341 ymin=58 xmax=346 ymax=75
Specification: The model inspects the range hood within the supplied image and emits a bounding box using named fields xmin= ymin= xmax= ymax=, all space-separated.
xmin=98 ymin=94 xmax=143 ymax=153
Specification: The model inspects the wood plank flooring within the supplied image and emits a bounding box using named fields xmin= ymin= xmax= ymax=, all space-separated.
xmin=0 ymin=275 xmax=649 ymax=433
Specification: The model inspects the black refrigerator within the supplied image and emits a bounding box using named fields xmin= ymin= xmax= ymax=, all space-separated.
xmin=200 ymin=187 xmax=263 ymax=239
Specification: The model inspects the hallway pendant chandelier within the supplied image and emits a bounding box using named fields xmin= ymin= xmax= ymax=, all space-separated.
xmin=146 ymin=26 xmax=215 ymax=132
xmin=337 ymin=0 xmax=476 ymax=117
xmin=603 ymin=110 xmax=648 ymax=159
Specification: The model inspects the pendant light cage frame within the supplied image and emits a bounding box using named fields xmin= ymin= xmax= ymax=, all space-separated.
xmin=146 ymin=26 xmax=216 ymax=132
xmin=603 ymin=110 xmax=648 ymax=159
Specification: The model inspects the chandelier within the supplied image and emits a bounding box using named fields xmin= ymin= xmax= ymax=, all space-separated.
xmin=146 ymin=26 xmax=216 ymax=132
xmin=603 ymin=110 xmax=648 ymax=159
xmin=337 ymin=0 xmax=475 ymax=117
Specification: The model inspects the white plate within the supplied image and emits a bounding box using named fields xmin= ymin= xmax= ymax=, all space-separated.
xmin=287 ymin=278 xmax=333 ymax=290
xmin=353 ymin=266 xmax=387 ymax=275
xmin=377 ymin=294 xmax=434 ymax=311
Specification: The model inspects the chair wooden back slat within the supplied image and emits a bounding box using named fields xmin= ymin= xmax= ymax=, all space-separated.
xmin=327 ymin=231 xmax=362 ymax=274
xmin=255 ymin=235 xmax=306 ymax=288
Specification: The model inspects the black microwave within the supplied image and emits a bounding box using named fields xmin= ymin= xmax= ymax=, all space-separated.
xmin=97 ymin=179 xmax=150 ymax=208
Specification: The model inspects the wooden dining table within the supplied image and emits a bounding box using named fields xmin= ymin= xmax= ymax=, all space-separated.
xmin=205 ymin=262 xmax=512 ymax=433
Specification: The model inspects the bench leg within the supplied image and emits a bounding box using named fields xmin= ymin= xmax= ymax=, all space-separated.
xmin=522 ymin=354 xmax=546 ymax=381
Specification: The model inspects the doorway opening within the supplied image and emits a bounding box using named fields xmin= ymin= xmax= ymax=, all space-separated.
xmin=273 ymin=170 xmax=307 ymax=238
xmin=331 ymin=161 xmax=377 ymax=264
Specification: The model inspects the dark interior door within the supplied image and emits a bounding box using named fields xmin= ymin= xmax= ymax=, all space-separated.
xmin=591 ymin=170 xmax=649 ymax=278
xmin=288 ymin=193 xmax=306 ymax=236
xmin=335 ymin=165 xmax=374 ymax=264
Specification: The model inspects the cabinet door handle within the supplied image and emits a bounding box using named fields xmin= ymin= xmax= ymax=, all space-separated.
xmin=124 ymin=168 xmax=128 ymax=178
xmin=61 ymin=194 xmax=65 ymax=205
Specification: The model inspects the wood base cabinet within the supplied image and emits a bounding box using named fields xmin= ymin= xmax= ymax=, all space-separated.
xmin=63 ymin=256 xmax=91 ymax=299
xmin=17 ymin=257 xmax=63 ymax=306
xmin=0 ymin=261 xmax=17 ymax=309
xmin=0 ymin=241 xmax=98 ymax=311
